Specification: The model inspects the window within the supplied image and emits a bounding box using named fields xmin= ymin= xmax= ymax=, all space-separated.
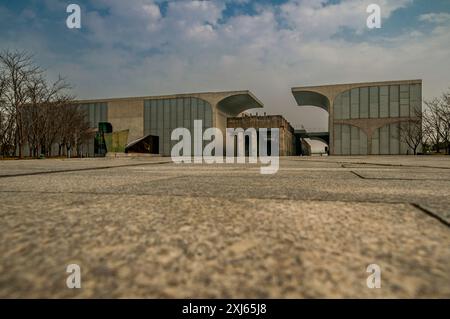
xmin=379 ymin=86 xmax=389 ymax=118
xmin=350 ymin=88 xmax=359 ymax=119
xmin=389 ymin=85 xmax=399 ymax=117
xmin=360 ymin=87 xmax=369 ymax=118
xmin=369 ymin=86 xmax=379 ymax=118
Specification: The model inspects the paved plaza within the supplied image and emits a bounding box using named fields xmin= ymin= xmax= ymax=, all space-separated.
xmin=0 ymin=156 xmax=449 ymax=298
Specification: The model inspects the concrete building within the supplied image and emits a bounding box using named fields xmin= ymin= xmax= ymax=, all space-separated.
xmin=292 ymin=80 xmax=422 ymax=155
xmin=227 ymin=114 xmax=296 ymax=156
xmin=76 ymin=91 xmax=263 ymax=156
xmin=75 ymin=80 xmax=423 ymax=157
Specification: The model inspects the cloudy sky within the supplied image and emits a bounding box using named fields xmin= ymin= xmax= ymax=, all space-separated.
xmin=1 ymin=0 xmax=449 ymax=132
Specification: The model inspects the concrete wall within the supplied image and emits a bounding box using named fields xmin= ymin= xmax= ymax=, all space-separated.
xmin=107 ymin=99 xmax=144 ymax=145
xmin=76 ymin=91 xmax=263 ymax=156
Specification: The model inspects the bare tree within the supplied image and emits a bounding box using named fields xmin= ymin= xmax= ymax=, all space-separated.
xmin=0 ymin=50 xmax=42 ymax=158
xmin=399 ymin=108 xmax=423 ymax=155
xmin=55 ymin=99 xmax=91 ymax=158
xmin=439 ymin=89 xmax=450 ymax=154
xmin=423 ymin=88 xmax=450 ymax=154
xmin=422 ymin=99 xmax=442 ymax=153
xmin=1 ymin=50 xmax=40 ymax=158
xmin=0 ymin=66 xmax=17 ymax=157
xmin=23 ymin=73 xmax=47 ymax=157
xmin=0 ymin=49 xmax=92 ymax=159
xmin=42 ymin=78 xmax=73 ymax=157
xmin=65 ymin=105 xmax=93 ymax=158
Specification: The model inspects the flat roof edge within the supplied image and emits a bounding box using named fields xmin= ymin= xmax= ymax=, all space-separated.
xmin=74 ymin=90 xmax=260 ymax=104
xmin=292 ymin=79 xmax=422 ymax=92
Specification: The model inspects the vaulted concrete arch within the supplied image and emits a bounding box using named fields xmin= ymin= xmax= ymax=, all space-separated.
xmin=291 ymin=90 xmax=330 ymax=112
xmin=292 ymin=79 xmax=422 ymax=155
xmin=216 ymin=92 xmax=264 ymax=117
xmin=194 ymin=91 xmax=264 ymax=140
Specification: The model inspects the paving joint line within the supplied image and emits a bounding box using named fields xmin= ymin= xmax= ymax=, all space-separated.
xmin=349 ymin=170 xmax=450 ymax=181
xmin=410 ymin=203 xmax=450 ymax=228
xmin=285 ymin=158 xmax=450 ymax=170
xmin=0 ymin=188 xmax=433 ymax=206
xmin=0 ymin=161 xmax=172 ymax=179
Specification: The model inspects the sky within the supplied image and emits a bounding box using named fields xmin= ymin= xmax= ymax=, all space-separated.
xmin=1 ymin=0 xmax=450 ymax=134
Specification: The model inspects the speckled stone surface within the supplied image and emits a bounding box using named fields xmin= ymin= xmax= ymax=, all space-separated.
xmin=0 ymin=156 xmax=449 ymax=298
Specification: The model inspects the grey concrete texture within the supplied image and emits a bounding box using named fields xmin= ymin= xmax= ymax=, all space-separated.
xmin=0 ymin=156 xmax=449 ymax=298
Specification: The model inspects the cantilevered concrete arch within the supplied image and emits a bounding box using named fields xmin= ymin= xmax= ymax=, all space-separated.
xmin=291 ymin=90 xmax=330 ymax=112
xmin=216 ymin=91 xmax=264 ymax=116
xmin=292 ymin=80 xmax=422 ymax=155
xmin=197 ymin=90 xmax=264 ymax=138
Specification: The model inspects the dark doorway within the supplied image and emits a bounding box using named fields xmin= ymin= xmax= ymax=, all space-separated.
xmin=95 ymin=122 xmax=112 ymax=156
xmin=125 ymin=135 xmax=159 ymax=154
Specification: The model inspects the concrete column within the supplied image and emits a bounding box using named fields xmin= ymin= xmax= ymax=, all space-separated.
xmin=367 ymin=132 xmax=372 ymax=155
xmin=329 ymin=97 xmax=334 ymax=155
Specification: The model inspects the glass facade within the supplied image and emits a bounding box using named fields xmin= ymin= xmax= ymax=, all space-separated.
xmin=333 ymin=84 xmax=421 ymax=120
xmin=333 ymin=83 xmax=421 ymax=155
xmin=333 ymin=124 xmax=368 ymax=155
xmin=144 ymin=97 xmax=213 ymax=155
xmin=371 ymin=123 xmax=415 ymax=155
xmin=78 ymin=102 xmax=108 ymax=128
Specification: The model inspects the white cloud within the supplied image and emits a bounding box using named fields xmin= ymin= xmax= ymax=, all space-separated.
xmin=2 ymin=0 xmax=449 ymax=132
xmin=419 ymin=12 xmax=450 ymax=24
xmin=280 ymin=0 xmax=412 ymax=38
